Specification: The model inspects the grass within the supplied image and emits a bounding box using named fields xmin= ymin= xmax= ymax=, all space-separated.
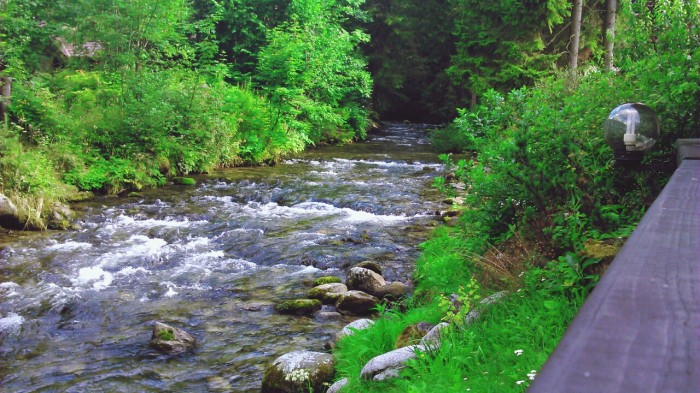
xmin=332 ymin=226 xmax=587 ymax=392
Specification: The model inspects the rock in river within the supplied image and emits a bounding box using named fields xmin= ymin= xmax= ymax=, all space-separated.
xmin=262 ymin=350 xmax=335 ymax=393
xmin=335 ymin=291 xmax=379 ymax=316
xmin=274 ymin=299 xmax=322 ymax=316
xmin=150 ymin=321 xmax=196 ymax=354
xmin=308 ymin=283 xmax=348 ymax=305
xmin=346 ymin=267 xmax=386 ymax=297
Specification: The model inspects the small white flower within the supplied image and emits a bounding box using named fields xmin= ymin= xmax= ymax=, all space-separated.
xmin=514 ymin=349 xmax=524 ymax=356
xmin=516 ymin=380 xmax=526 ymax=385
xmin=528 ymin=370 xmax=537 ymax=380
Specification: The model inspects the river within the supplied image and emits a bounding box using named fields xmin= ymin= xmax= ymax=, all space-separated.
xmin=0 ymin=123 xmax=445 ymax=392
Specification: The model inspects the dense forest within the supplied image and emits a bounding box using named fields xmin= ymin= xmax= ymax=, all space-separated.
xmin=1 ymin=0 xmax=699 ymax=391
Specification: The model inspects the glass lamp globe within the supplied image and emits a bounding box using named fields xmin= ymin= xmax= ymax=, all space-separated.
xmin=603 ymin=103 xmax=660 ymax=161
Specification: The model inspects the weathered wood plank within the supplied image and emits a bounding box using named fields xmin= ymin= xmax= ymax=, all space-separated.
xmin=529 ymin=159 xmax=700 ymax=393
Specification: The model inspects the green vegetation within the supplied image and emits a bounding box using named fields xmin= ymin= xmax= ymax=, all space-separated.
xmin=333 ymin=1 xmax=700 ymax=391
xmin=312 ymin=276 xmax=343 ymax=286
xmin=157 ymin=328 xmax=176 ymax=342
xmin=2 ymin=0 xmax=699 ymax=390
xmin=0 ymin=0 xmax=372 ymax=228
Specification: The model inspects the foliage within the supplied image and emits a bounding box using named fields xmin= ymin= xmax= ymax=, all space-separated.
xmin=362 ymin=0 xmax=460 ymax=122
xmin=256 ymin=0 xmax=372 ymax=145
xmin=447 ymin=0 xmax=570 ymax=101
xmin=333 ymin=227 xmax=588 ymax=393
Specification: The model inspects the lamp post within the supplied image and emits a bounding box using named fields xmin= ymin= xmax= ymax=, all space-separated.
xmin=603 ymin=103 xmax=660 ymax=166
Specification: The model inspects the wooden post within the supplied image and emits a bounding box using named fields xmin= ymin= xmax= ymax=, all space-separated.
xmin=0 ymin=77 xmax=12 ymax=120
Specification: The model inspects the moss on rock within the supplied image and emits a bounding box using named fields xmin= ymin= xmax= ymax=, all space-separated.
xmin=313 ymin=276 xmax=342 ymax=286
xmin=274 ymin=299 xmax=322 ymax=316
xmin=173 ymin=177 xmax=197 ymax=186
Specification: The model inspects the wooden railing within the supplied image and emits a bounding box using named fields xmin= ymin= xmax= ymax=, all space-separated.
xmin=529 ymin=139 xmax=700 ymax=392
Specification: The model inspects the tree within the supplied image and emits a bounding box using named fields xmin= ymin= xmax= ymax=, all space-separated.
xmin=448 ymin=0 xmax=570 ymax=104
xmin=603 ymin=0 xmax=617 ymax=71
xmin=256 ymin=0 xmax=372 ymax=143
xmin=569 ymin=0 xmax=583 ymax=70
xmin=362 ymin=0 xmax=459 ymax=122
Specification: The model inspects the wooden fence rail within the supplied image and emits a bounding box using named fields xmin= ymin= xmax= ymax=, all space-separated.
xmin=529 ymin=139 xmax=700 ymax=392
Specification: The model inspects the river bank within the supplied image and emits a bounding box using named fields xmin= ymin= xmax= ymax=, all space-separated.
xmin=0 ymin=124 xmax=446 ymax=392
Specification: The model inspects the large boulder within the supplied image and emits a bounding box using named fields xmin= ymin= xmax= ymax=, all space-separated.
xmin=150 ymin=321 xmax=196 ymax=354
xmin=47 ymin=202 xmax=74 ymax=230
xmin=0 ymin=194 xmax=20 ymax=229
xmin=335 ymin=291 xmax=379 ymax=316
xmin=274 ymin=299 xmax=322 ymax=316
xmin=360 ymin=345 xmax=424 ymax=381
xmin=374 ymin=281 xmax=409 ymax=300
xmin=262 ymin=350 xmax=335 ymax=393
xmin=308 ymin=283 xmax=348 ymax=305
xmin=345 ymin=267 xmax=385 ymax=297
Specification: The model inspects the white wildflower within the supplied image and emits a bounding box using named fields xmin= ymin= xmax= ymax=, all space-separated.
xmin=514 ymin=349 xmax=524 ymax=356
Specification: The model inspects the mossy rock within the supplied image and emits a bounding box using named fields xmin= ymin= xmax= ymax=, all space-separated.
xmin=65 ymin=191 xmax=95 ymax=203
xmin=274 ymin=299 xmax=322 ymax=316
xmin=308 ymin=283 xmax=348 ymax=305
xmin=262 ymin=351 xmax=335 ymax=393
xmin=127 ymin=192 xmax=143 ymax=198
xmin=313 ymin=276 xmax=342 ymax=286
xmin=173 ymin=177 xmax=197 ymax=186
xmin=150 ymin=321 xmax=197 ymax=354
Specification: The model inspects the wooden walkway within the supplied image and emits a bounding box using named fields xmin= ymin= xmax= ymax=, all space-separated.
xmin=529 ymin=140 xmax=700 ymax=392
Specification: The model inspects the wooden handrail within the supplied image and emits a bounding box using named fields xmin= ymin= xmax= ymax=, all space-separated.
xmin=529 ymin=140 xmax=700 ymax=392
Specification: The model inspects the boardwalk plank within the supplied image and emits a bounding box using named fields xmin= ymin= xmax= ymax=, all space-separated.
xmin=529 ymin=159 xmax=700 ymax=393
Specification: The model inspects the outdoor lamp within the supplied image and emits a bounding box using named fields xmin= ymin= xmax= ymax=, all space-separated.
xmin=603 ymin=103 xmax=660 ymax=164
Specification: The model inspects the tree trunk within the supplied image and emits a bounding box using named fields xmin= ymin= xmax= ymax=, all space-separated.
xmin=604 ymin=0 xmax=617 ymax=71
xmin=0 ymin=77 xmax=12 ymax=119
xmin=569 ymin=0 xmax=583 ymax=70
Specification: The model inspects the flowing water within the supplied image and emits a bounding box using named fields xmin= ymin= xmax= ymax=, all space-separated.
xmin=0 ymin=124 xmax=445 ymax=392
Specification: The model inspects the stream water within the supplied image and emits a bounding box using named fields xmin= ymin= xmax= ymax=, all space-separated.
xmin=0 ymin=123 xmax=445 ymax=392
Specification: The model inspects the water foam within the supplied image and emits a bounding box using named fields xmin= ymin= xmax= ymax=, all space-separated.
xmin=0 ymin=282 xmax=21 ymax=298
xmin=46 ymin=241 xmax=93 ymax=251
xmin=0 ymin=312 xmax=24 ymax=335
xmin=115 ymin=266 xmax=150 ymax=277
xmin=74 ymin=266 xmax=113 ymax=291
xmin=244 ymin=201 xmax=408 ymax=224
xmin=95 ymin=235 xmax=168 ymax=268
